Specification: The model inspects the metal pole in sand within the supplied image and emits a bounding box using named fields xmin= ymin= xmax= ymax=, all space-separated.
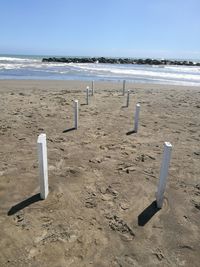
xmin=123 ymin=80 xmax=126 ymax=96
xmin=91 ymin=81 xmax=94 ymax=96
xmin=37 ymin=133 xmax=48 ymax=199
xmin=156 ymin=142 xmax=172 ymax=208
xmin=86 ymin=86 xmax=89 ymax=105
xmin=134 ymin=103 xmax=140 ymax=132
xmin=74 ymin=99 xmax=78 ymax=129
xmin=126 ymin=90 xmax=130 ymax=107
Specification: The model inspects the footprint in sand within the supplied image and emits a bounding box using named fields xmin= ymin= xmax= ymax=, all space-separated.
xmin=85 ymin=192 xmax=97 ymax=208
xmin=152 ymin=248 xmax=165 ymax=262
xmin=116 ymin=254 xmax=139 ymax=266
xmin=106 ymin=214 xmax=135 ymax=241
xmin=117 ymin=163 xmax=136 ymax=173
xmin=13 ymin=212 xmax=29 ymax=229
xmin=41 ymin=216 xmax=54 ymax=229
xmin=100 ymin=185 xmax=119 ymax=202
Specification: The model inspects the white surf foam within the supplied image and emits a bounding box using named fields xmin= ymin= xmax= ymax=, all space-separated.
xmin=0 ymin=58 xmax=200 ymax=86
xmin=0 ymin=56 xmax=40 ymax=62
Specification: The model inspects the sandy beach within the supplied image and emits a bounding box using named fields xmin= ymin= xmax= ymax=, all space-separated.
xmin=0 ymin=80 xmax=200 ymax=267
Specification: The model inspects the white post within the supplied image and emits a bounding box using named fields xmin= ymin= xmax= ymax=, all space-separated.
xmin=134 ymin=103 xmax=140 ymax=132
xmin=91 ymin=81 xmax=94 ymax=96
xmin=86 ymin=86 xmax=89 ymax=105
xmin=74 ymin=99 xmax=78 ymax=129
xmin=37 ymin=133 xmax=48 ymax=199
xmin=123 ymin=80 xmax=126 ymax=95
xmin=126 ymin=90 xmax=130 ymax=107
xmin=156 ymin=142 xmax=172 ymax=208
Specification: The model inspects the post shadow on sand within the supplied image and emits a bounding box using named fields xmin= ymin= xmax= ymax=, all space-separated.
xmin=8 ymin=193 xmax=41 ymax=216
xmin=63 ymin=127 xmax=76 ymax=133
xmin=121 ymin=105 xmax=128 ymax=108
xmin=138 ymin=200 xmax=160 ymax=226
xmin=126 ymin=130 xmax=136 ymax=135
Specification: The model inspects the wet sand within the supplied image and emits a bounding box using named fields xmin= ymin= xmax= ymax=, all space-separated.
xmin=0 ymin=80 xmax=200 ymax=267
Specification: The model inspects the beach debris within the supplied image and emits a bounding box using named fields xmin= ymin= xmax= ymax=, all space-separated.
xmin=74 ymin=99 xmax=78 ymax=129
xmin=37 ymin=133 xmax=49 ymax=199
xmin=156 ymin=142 xmax=172 ymax=208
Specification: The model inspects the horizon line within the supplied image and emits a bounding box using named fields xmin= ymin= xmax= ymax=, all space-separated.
xmin=0 ymin=53 xmax=200 ymax=62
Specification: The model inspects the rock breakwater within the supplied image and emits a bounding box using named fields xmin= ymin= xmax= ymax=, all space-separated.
xmin=42 ymin=57 xmax=200 ymax=66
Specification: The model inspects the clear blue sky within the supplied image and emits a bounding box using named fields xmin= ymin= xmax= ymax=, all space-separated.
xmin=1 ymin=0 xmax=200 ymax=59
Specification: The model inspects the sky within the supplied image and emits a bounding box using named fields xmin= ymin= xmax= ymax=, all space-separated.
xmin=0 ymin=0 xmax=200 ymax=59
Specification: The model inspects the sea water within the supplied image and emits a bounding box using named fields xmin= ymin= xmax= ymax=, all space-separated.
xmin=0 ymin=55 xmax=200 ymax=86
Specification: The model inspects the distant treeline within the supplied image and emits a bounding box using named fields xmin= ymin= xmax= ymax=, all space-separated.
xmin=42 ymin=57 xmax=200 ymax=66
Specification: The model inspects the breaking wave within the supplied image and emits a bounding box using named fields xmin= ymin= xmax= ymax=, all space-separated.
xmin=0 ymin=55 xmax=200 ymax=86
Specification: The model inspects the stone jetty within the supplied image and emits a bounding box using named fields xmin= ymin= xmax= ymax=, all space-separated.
xmin=42 ymin=57 xmax=200 ymax=66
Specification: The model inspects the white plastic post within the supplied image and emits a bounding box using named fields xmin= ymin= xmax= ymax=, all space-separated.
xmin=134 ymin=103 xmax=140 ymax=132
xmin=123 ymin=80 xmax=126 ymax=96
xmin=156 ymin=142 xmax=172 ymax=208
xmin=91 ymin=81 xmax=94 ymax=96
xmin=37 ymin=133 xmax=48 ymax=199
xmin=126 ymin=90 xmax=130 ymax=107
xmin=86 ymin=86 xmax=89 ymax=105
xmin=74 ymin=99 xmax=78 ymax=129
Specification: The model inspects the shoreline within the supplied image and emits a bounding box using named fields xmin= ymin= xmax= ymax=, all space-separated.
xmin=1 ymin=55 xmax=200 ymax=87
xmin=1 ymin=79 xmax=200 ymax=92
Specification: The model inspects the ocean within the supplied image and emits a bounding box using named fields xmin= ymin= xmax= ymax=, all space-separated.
xmin=0 ymin=54 xmax=200 ymax=86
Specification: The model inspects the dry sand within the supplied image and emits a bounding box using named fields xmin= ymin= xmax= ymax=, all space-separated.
xmin=0 ymin=80 xmax=200 ymax=267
